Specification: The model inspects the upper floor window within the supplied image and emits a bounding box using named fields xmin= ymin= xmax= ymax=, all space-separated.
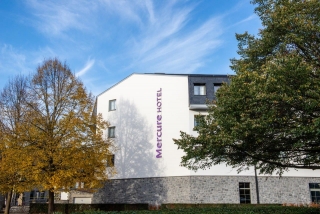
xmin=194 ymin=84 xmax=206 ymax=95
xmin=108 ymin=127 xmax=115 ymax=138
xmin=109 ymin=99 xmax=116 ymax=111
xmin=214 ymin=83 xmax=222 ymax=94
xmin=309 ymin=183 xmax=320 ymax=203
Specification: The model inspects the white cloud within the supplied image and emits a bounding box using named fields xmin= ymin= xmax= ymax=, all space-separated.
xmin=12 ymin=0 xmax=257 ymax=93
xmin=230 ymin=14 xmax=257 ymax=28
xmin=0 ymin=44 xmax=29 ymax=74
xmin=76 ymin=59 xmax=95 ymax=77
xmin=26 ymin=0 xmax=97 ymax=37
xmin=136 ymin=6 xmax=193 ymax=56
xmin=98 ymin=0 xmax=156 ymax=25
xmin=124 ymin=2 xmax=223 ymax=73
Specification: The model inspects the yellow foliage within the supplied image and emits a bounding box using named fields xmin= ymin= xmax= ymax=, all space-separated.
xmin=0 ymin=59 xmax=115 ymax=207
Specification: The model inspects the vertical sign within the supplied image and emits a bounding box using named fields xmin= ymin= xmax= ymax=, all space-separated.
xmin=156 ymin=88 xmax=162 ymax=158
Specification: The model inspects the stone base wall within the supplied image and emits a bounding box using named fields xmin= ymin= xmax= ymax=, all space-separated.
xmin=92 ymin=176 xmax=320 ymax=205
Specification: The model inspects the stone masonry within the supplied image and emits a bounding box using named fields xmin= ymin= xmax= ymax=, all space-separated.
xmin=92 ymin=176 xmax=320 ymax=205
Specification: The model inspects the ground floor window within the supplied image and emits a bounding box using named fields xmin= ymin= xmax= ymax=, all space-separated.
xmin=239 ymin=182 xmax=251 ymax=204
xmin=309 ymin=183 xmax=320 ymax=203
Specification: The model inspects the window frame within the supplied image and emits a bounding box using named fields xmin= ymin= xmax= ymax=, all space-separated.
xmin=194 ymin=115 xmax=205 ymax=128
xmin=213 ymin=83 xmax=222 ymax=94
xmin=239 ymin=182 xmax=251 ymax=204
xmin=107 ymin=154 xmax=115 ymax=167
xmin=109 ymin=99 xmax=116 ymax=111
xmin=108 ymin=126 xmax=115 ymax=138
xmin=194 ymin=84 xmax=206 ymax=95
xmin=309 ymin=183 xmax=320 ymax=203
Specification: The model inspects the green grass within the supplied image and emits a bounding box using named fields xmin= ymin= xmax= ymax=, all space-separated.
xmin=71 ymin=206 xmax=320 ymax=214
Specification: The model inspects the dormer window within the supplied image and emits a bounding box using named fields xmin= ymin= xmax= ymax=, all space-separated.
xmin=194 ymin=84 xmax=206 ymax=95
xmin=214 ymin=83 xmax=222 ymax=94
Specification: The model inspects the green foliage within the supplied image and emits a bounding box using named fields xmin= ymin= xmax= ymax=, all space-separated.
xmin=71 ymin=206 xmax=319 ymax=214
xmin=174 ymin=0 xmax=320 ymax=174
xmin=30 ymin=204 xmax=320 ymax=214
xmin=29 ymin=203 xmax=149 ymax=214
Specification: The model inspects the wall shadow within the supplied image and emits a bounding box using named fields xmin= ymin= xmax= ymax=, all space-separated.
xmin=93 ymin=98 xmax=167 ymax=205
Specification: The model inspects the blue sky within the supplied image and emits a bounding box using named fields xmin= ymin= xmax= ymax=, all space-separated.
xmin=0 ymin=0 xmax=261 ymax=96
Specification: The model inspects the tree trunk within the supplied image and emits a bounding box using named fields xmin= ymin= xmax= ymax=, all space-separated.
xmin=48 ymin=191 xmax=54 ymax=214
xmin=254 ymin=165 xmax=260 ymax=204
xmin=4 ymin=189 xmax=13 ymax=214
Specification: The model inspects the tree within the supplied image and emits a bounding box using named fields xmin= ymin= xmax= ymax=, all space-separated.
xmin=174 ymin=0 xmax=320 ymax=175
xmin=0 ymin=59 xmax=114 ymax=214
xmin=0 ymin=75 xmax=35 ymax=214
xmin=27 ymin=58 xmax=114 ymax=214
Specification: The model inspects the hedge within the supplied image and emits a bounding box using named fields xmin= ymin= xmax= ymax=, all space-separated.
xmin=30 ymin=204 xmax=320 ymax=214
xmin=29 ymin=203 xmax=149 ymax=214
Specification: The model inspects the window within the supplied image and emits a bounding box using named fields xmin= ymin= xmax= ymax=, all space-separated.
xmin=54 ymin=192 xmax=61 ymax=200
xmin=108 ymin=127 xmax=115 ymax=138
xmin=194 ymin=115 xmax=205 ymax=128
xmin=309 ymin=183 xmax=320 ymax=203
xmin=194 ymin=84 xmax=206 ymax=95
xmin=35 ymin=191 xmax=45 ymax=199
xmin=214 ymin=83 xmax=222 ymax=94
xmin=239 ymin=182 xmax=251 ymax=204
xmin=109 ymin=99 xmax=116 ymax=111
xmin=40 ymin=191 xmax=45 ymax=199
xmin=74 ymin=182 xmax=84 ymax=189
xmin=107 ymin=154 xmax=115 ymax=167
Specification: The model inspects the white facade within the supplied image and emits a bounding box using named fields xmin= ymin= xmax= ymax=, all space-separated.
xmin=96 ymin=73 xmax=319 ymax=179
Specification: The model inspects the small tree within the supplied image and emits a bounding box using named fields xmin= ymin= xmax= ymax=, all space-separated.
xmin=0 ymin=75 xmax=35 ymax=214
xmin=174 ymin=0 xmax=320 ymax=175
xmin=24 ymin=58 xmax=113 ymax=214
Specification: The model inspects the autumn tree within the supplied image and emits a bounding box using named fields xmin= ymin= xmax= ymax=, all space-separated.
xmin=0 ymin=75 xmax=36 ymax=214
xmin=174 ymin=0 xmax=320 ymax=175
xmin=0 ymin=59 xmax=114 ymax=214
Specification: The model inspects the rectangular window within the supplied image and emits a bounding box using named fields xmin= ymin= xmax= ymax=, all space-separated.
xmin=40 ymin=191 xmax=45 ymax=199
xmin=108 ymin=127 xmax=115 ymax=138
xmin=107 ymin=154 xmax=115 ymax=167
xmin=54 ymin=192 xmax=61 ymax=200
xmin=194 ymin=115 xmax=205 ymax=128
xmin=214 ymin=83 xmax=222 ymax=94
xmin=194 ymin=84 xmax=206 ymax=95
xmin=239 ymin=182 xmax=251 ymax=204
xmin=109 ymin=99 xmax=116 ymax=111
xmin=309 ymin=183 xmax=320 ymax=203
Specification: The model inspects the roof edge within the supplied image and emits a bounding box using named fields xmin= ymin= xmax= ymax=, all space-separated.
xmin=97 ymin=73 xmax=233 ymax=97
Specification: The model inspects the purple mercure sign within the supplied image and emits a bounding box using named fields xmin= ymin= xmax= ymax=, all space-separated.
xmin=156 ymin=88 xmax=162 ymax=158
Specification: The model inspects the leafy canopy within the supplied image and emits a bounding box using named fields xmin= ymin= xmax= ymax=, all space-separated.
xmin=27 ymin=59 xmax=113 ymax=192
xmin=0 ymin=58 xmax=114 ymax=214
xmin=174 ymin=0 xmax=320 ymax=175
xmin=0 ymin=75 xmax=35 ymax=194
